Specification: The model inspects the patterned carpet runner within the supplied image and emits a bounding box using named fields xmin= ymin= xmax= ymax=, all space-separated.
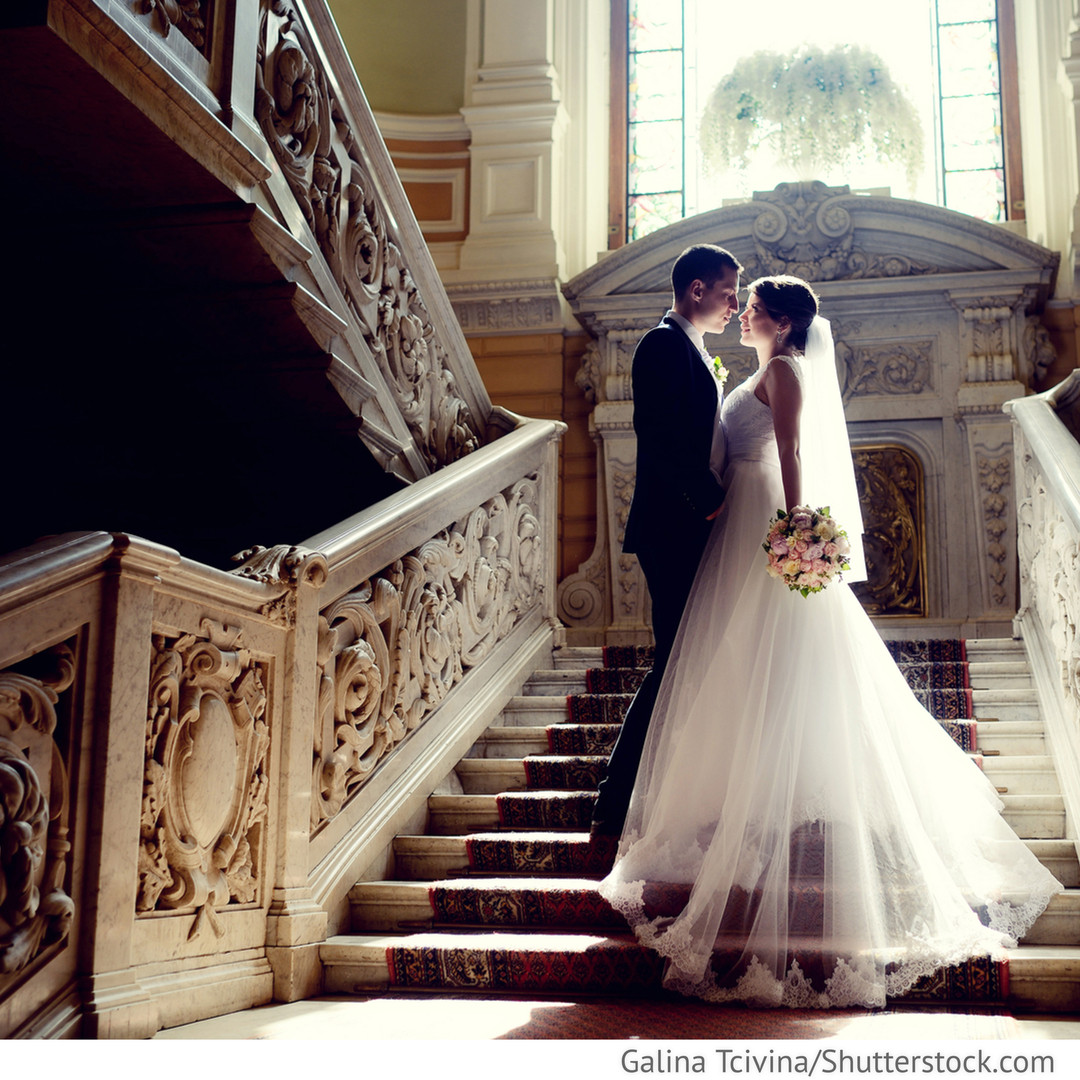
xmin=386 ymin=638 xmax=1008 ymax=1004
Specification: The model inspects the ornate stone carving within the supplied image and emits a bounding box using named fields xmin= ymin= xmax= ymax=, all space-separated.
xmin=0 ymin=645 xmax=76 ymax=977
xmin=850 ymin=448 xmax=926 ymax=617
xmin=949 ymin=297 xmax=1019 ymax=383
xmin=976 ymin=452 xmax=1012 ymax=608
xmin=833 ymin=326 xmax=933 ymax=404
xmin=1013 ymin=431 xmax=1080 ymax=748
xmin=575 ymin=341 xmax=602 ymax=405
xmin=139 ymin=621 xmax=270 ymax=940
xmin=231 ymin=544 xmax=330 ymax=624
xmin=137 ymin=0 xmax=208 ymax=53
xmin=311 ymin=478 xmax=543 ymax=829
xmin=1024 ymin=318 xmax=1058 ymax=386
xmin=740 ymin=182 xmax=938 ymax=283
xmin=255 ymin=0 xmax=481 ymax=468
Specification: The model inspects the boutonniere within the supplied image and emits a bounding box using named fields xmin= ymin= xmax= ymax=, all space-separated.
xmin=711 ymin=356 xmax=729 ymax=386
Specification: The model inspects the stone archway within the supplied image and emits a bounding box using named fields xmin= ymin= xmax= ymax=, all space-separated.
xmin=559 ymin=181 xmax=1060 ymax=643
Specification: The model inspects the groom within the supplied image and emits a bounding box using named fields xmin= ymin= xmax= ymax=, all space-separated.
xmin=590 ymin=243 xmax=742 ymax=840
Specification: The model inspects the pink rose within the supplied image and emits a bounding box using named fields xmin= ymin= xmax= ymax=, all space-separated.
xmin=823 ymin=541 xmax=838 ymax=557
xmin=812 ymin=558 xmax=827 ymax=573
xmin=794 ymin=539 xmax=808 ymax=554
xmin=805 ymin=543 xmax=824 ymax=560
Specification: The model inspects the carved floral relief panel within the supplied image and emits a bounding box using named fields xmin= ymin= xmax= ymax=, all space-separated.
xmin=0 ymin=643 xmax=77 ymax=984
xmin=311 ymin=476 xmax=544 ymax=829
xmin=138 ymin=620 xmax=271 ymax=942
xmin=832 ymin=326 xmax=934 ymax=405
xmin=254 ymin=0 xmax=481 ymax=469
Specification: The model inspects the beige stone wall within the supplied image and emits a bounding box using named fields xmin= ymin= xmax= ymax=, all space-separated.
xmin=469 ymin=331 xmax=597 ymax=581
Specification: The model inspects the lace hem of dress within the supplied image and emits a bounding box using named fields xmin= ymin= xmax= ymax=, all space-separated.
xmin=598 ymin=875 xmax=1060 ymax=1009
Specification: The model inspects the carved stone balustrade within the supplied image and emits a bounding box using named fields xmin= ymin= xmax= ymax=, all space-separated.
xmin=1007 ymin=373 xmax=1080 ymax=864
xmin=1 ymin=0 xmax=566 ymax=1038
xmin=560 ymin=182 xmax=1060 ymax=642
xmin=0 ymin=416 xmax=562 ymax=1039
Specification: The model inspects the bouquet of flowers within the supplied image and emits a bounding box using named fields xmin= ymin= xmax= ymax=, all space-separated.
xmin=763 ymin=505 xmax=851 ymax=596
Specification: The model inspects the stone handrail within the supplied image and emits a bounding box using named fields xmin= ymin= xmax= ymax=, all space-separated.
xmin=0 ymin=416 xmax=563 ymax=1038
xmin=1007 ymin=370 xmax=1080 ymax=857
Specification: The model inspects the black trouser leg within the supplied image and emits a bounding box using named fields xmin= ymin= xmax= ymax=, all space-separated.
xmin=590 ymin=545 xmax=702 ymax=835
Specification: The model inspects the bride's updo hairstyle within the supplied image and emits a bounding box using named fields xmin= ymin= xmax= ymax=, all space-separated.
xmin=748 ymin=275 xmax=819 ymax=353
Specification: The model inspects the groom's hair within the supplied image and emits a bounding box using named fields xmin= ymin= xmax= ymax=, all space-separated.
xmin=671 ymin=244 xmax=742 ymax=300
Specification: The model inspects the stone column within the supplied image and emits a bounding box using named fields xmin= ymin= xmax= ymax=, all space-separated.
xmin=949 ymin=291 xmax=1028 ymax=627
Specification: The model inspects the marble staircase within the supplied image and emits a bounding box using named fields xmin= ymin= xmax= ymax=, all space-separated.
xmin=324 ymin=638 xmax=1080 ymax=1011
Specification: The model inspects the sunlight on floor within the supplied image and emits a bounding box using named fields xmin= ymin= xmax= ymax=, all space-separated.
xmin=153 ymin=996 xmax=577 ymax=1040
xmin=152 ymin=995 xmax=1080 ymax=1042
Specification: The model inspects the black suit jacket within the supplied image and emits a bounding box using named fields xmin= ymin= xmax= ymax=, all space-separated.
xmin=623 ymin=317 xmax=726 ymax=559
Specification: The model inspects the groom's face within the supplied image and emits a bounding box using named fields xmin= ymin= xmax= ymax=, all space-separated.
xmin=692 ymin=268 xmax=741 ymax=335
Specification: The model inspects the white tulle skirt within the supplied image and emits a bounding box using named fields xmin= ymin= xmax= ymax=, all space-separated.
xmin=598 ymin=453 xmax=1062 ymax=1008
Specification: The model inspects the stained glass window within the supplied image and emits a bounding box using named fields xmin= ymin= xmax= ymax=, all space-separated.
xmin=626 ymin=0 xmax=685 ymax=241
xmin=935 ymin=0 xmax=1006 ymax=221
xmin=622 ymin=0 xmax=1015 ymax=244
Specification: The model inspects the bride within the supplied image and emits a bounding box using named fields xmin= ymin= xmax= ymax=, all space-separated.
xmin=597 ymin=275 xmax=1063 ymax=1008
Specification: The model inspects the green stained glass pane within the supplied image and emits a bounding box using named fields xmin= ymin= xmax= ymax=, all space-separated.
xmin=629 ymin=120 xmax=683 ymax=193
xmin=937 ymin=0 xmax=995 ymax=25
xmin=941 ymin=95 xmax=1001 ymax=171
xmin=944 ymin=169 xmax=1004 ymax=222
xmin=938 ymin=21 xmax=998 ymax=99
xmin=627 ymin=192 xmax=684 ymax=242
xmin=629 ymin=0 xmax=682 ymax=53
xmin=629 ymin=49 xmax=684 ymax=123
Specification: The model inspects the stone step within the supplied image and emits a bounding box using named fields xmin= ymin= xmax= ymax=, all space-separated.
xmin=966 ymin=662 xmax=1032 ymax=690
xmin=523 ymin=669 xmax=590 ymax=695
xmin=998 ymin=794 xmax=1067 ymax=839
xmin=972 ymin=689 xmax=1039 ymax=721
xmin=458 ymin=748 xmax=1060 ymax=799
xmin=549 ymin=641 xmax=1025 ymax=673
xmin=503 ymin=692 xmax=1039 ymax=728
xmin=981 ymin=755 xmax=1061 ymax=795
xmin=1027 ymin=839 xmax=1080 ymax=887
xmin=427 ymin=790 xmax=1065 ymax=842
xmin=499 ymin=695 xmax=570 ymax=726
xmin=963 ymin=639 xmax=1026 ymax=663
xmin=392 ymin=832 xmax=1079 ymax=886
xmin=467 ymin=726 xmax=552 ymax=758
xmin=348 ymin=877 xmax=1080 ymax=945
xmin=551 ymin=647 xmax=602 ymax=670
xmin=321 ymin=931 xmax=1080 ymax=1011
xmin=524 ymin=663 xmax=1032 ymax=698
xmin=976 ymin=720 xmax=1046 ymax=755
xmin=453 ymin=756 xmax=606 ymax=794
xmin=473 ymin=722 xmax=1048 ymax=764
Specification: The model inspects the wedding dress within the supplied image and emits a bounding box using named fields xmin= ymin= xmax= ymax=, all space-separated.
xmin=598 ymin=346 xmax=1063 ymax=1009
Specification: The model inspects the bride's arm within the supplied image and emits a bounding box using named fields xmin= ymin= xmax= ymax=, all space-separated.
xmin=761 ymin=359 xmax=803 ymax=510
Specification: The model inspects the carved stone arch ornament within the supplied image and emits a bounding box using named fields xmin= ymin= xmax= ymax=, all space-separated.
xmin=254 ymin=0 xmax=482 ymax=471
xmin=560 ymin=181 xmax=1059 ymax=640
